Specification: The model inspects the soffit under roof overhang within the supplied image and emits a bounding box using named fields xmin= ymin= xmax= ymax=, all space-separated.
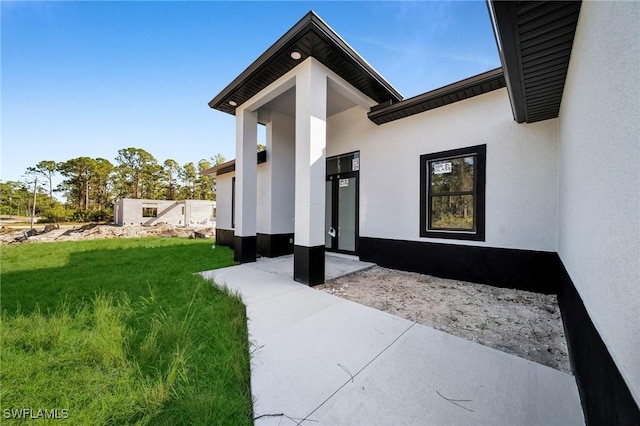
xmin=209 ymin=11 xmax=403 ymax=115
xmin=488 ymin=1 xmax=582 ymax=123
xmin=368 ymin=68 xmax=506 ymax=125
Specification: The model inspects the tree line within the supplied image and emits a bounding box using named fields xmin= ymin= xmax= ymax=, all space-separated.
xmin=0 ymin=148 xmax=226 ymax=223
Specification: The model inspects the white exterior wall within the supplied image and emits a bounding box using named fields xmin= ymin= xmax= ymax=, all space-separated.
xmin=256 ymin=162 xmax=269 ymax=233
xmin=266 ymin=111 xmax=296 ymax=234
xmin=558 ymin=1 xmax=640 ymax=404
xmin=256 ymin=112 xmax=296 ymax=236
xmin=115 ymin=198 xmax=215 ymax=227
xmin=327 ymin=88 xmax=559 ymax=251
xmin=217 ymin=165 xmax=271 ymax=232
xmin=215 ymin=174 xmax=234 ymax=230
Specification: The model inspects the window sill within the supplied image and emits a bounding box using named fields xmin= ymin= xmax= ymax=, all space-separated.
xmin=420 ymin=230 xmax=485 ymax=241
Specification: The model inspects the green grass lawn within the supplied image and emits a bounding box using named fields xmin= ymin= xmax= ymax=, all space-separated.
xmin=1 ymin=238 xmax=253 ymax=425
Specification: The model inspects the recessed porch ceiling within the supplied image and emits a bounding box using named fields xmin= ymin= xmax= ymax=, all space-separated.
xmin=255 ymin=83 xmax=361 ymax=123
xmin=208 ymin=11 xmax=403 ymax=116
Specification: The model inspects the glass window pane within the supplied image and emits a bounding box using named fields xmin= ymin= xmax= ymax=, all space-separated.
xmin=327 ymin=158 xmax=339 ymax=175
xmin=338 ymin=155 xmax=352 ymax=173
xmin=430 ymin=156 xmax=475 ymax=193
xmin=325 ymin=180 xmax=333 ymax=249
xmin=430 ymin=195 xmax=474 ymax=230
xmin=327 ymin=152 xmax=358 ymax=174
xmin=338 ymin=177 xmax=357 ymax=252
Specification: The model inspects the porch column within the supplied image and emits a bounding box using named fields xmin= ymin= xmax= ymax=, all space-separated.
xmin=259 ymin=111 xmax=295 ymax=257
xmin=294 ymin=59 xmax=327 ymax=285
xmin=234 ymin=109 xmax=258 ymax=263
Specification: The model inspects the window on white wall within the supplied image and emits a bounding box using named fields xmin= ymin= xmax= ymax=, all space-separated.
xmin=142 ymin=205 xmax=158 ymax=218
xmin=420 ymin=144 xmax=486 ymax=241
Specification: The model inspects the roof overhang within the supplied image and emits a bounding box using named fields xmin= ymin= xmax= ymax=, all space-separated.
xmin=208 ymin=11 xmax=403 ymax=115
xmin=487 ymin=1 xmax=582 ymax=123
xmin=200 ymin=150 xmax=267 ymax=177
xmin=368 ymin=68 xmax=505 ymax=125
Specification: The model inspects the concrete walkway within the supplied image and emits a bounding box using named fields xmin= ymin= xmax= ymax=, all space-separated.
xmin=202 ymin=254 xmax=584 ymax=425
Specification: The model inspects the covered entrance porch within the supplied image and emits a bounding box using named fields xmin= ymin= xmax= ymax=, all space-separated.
xmin=208 ymin=12 xmax=402 ymax=285
xmin=231 ymin=58 xmax=371 ymax=285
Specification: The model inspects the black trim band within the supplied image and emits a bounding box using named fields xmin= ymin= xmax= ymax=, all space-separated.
xmin=359 ymin=236 xmax=559 ymax=293
xmin=358 ymin=236 xmax=640 ymax=421
xmin=215 ymin=228 xmax=235 ymax=247
xmin=234 ymin=236 xmax=257 ymax=263
xmin=293 ymin=245 xmax=325 ymax=286
xmin=257 ymin=233 xmax=294 ymax=257
xmin=557 ymin=262 xmax=640 ymax=424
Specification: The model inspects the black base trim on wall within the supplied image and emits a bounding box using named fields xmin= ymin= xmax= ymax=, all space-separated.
xmin=215 ymin=228 xmax=235 ymax=247
xmin=257 ymin=233 xmax=294 ymax=258
xmin=293 ymin=245 xmax=325 ymax=286
xmin=233 ymin=236 xmax=256 ymax=263
xmin=359 ymin=237 xmax=561 ymax=293
xmin=358 ymin=236 xmax=640 ymax=423
xmin=557 ymin=261 xmax=640 ymax=425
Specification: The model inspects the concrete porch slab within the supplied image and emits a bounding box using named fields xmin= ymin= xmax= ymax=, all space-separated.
xmin=248 ymin=252 xmax=375 ymax=282
xmin=201 ymin=260 xmax=584 ymax=425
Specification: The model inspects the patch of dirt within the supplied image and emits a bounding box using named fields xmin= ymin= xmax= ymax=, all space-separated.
xmin=316 ymin=266 xmax=570 ymax=373
xmin=0 ymin=223 xmax=215 ymax=244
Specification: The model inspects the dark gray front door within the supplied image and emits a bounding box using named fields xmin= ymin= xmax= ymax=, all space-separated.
xmin=325 ymin=152 xmax=359 ymax=254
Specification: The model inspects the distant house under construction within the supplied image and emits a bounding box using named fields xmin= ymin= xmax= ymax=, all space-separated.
xmin=113 ymin=198 xmax=216 ymax=227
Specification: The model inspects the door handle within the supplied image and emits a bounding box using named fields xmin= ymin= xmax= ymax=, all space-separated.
xmin=328 ymin=227 xmax=336 ymax=237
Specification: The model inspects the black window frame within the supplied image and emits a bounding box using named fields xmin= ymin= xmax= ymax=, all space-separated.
xmin=420 ymin=144 xmax=486 ymax=241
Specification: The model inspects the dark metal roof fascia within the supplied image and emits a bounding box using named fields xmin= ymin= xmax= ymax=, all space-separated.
xmin=487 ymin=1 xmax=582 ymax=124
xmin=208 ymin=11 xmax=402 ymax=114
xmin=306 ymin=13 xmax=403 ymax=101
xmin=200 ymin=159 xmax=236 ymax=177
xmin=214 ymin=163 xmax=236 ymax=176
xmin=208 ymin=12 xmax=314 ymax=111
xmin=367 ymin=68 xmax=505 ymax=125
xmin=487 ymin=1 xmax=527 ymax=123
xmin=199 ymin=151 xmax=267 ymax=177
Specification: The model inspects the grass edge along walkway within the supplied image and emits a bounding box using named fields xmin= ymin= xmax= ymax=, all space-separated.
xmin=1 ymin=238 xmax=253 ymax=425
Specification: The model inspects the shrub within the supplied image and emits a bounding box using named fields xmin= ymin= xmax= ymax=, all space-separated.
xmin=38 ymin=204 xmax=73 ymax=223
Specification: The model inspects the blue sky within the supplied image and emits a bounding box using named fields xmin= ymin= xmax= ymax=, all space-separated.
xmin=1 ymin=1 xmax=500 ymax=185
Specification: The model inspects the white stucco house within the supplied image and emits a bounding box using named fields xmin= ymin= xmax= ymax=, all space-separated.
xmin=203 ymin=2 xmax=639 ymax=422
xmin=113 ymin=198 xmax=216 ymax=227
